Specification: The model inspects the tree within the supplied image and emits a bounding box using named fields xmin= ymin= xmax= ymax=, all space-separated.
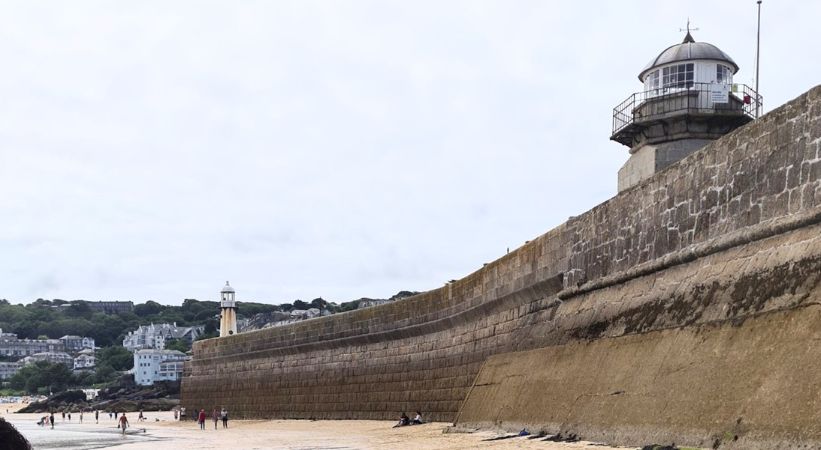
xmin=164 ymin=338 xmax=189 ymax=353
xmin=202 ymin=318 xmax=218 ymax=336
xmin=9 ymin=361 xmax=75 ymax=394
xmin=65 ymin=301 xmax=93 ymax=318
xmin=292 ymin=300 xmax=310 ymax=310
xmin=310 ymin=298 xmax=329 ymax=310
xmin=134 ymin=300 xmax=164 ymax=316
xmin=97 ymin=346 xmax=133 ymax=371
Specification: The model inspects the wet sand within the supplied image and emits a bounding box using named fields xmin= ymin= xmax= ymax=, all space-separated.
xmin=4 ymin=410 xmax=632 ymax=450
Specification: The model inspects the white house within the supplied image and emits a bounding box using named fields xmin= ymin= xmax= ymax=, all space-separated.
xmin=133 ymin=349 xmax=188 ymax=386
xmin=73 ymin=354 xmax=96 ymax=370
xmin=21 ymin=352 xmax=74 ymax=367
xmin=123 ymin=323 xmax=204 ymax=352
xmin=60 ymin=335 xmax=95 ymax=352
xmin=0 ymin=362 xmax=20 ymax=380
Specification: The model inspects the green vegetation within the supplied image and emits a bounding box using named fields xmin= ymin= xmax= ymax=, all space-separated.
xmin=0 ymin=388 xmax=25 ymax=396
xmin=9 ymin=361 xmax=75 ymax=394
xmin=0 ymin=298 xmax=282 ymax=346
xmin=0 ymin=292 xmax=420 ymax=395
xmin=0 ymin=293 xmax=419 ymax=347
xmin=163 ymin=338 xmax=190 ymax=352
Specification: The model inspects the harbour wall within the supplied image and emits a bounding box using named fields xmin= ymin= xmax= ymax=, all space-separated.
xmin=182 ymin=85 xmax=821 ymax=445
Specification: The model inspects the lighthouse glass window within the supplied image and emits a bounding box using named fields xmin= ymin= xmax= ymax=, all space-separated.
xmin=662 ymin=63 xmax=694 ymax=89
xmin=645 ymin=70 xmax=660 ymax=91
xmin=716 ymin=64 xmax=733 ymax=84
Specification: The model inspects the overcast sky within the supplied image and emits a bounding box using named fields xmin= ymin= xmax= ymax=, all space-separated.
xmin=1 ymin=1 xmax=818 ymax=305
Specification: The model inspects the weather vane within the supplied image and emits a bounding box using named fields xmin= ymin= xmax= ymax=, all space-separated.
xmin=679 ymin=18 xmax=699 ymax=35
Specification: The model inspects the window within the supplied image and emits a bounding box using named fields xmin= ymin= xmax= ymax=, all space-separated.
xmin=645 ymin=70 xmax=659 ymax=91
xmin=716 ymin=64 xmax=732 ymax=84
xmin=662 ymin=63 xmax=694 ymax=89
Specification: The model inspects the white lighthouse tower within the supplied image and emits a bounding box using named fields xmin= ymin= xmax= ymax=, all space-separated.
xmin=219 ymin=281 xmax=238 ymax=337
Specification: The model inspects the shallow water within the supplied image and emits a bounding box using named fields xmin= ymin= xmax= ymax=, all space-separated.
xmin=8 ymin=416 xmax=163 ymax=450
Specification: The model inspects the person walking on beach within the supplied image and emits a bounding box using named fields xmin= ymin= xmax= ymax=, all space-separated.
xmin=212 ymin=408 xmax=219 ymax=430
xmin=197 ymin=409 xmax=206 ymax=430
xmin=49 ymin=412 xmax=54 ymax=429
xmin=95 ymin=410 xmax=99 ymax=424
xmin=79 ymin=411 xmax=83 ymax=423
xmin=119 ymin=413 xmax=129 ymax=435
xmin=221 ymin=408 xmax=228 ymax=428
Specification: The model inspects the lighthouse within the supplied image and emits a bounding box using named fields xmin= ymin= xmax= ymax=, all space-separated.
xmin=219 ymin=281 xmax=238 ymax=337
xmin=611 ymin=29 xmax=761 ymax=192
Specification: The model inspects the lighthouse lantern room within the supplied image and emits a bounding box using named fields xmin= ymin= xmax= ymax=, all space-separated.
xmin=219 ymin=281 xmax=238 ymax=337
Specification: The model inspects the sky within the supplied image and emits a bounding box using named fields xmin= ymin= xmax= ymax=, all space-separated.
xmin=1 ymin=1 xmax=818 ymax=305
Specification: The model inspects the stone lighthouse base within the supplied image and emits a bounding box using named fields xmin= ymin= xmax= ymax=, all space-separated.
xmin=617 ymin=138 xmax=712 ymax=192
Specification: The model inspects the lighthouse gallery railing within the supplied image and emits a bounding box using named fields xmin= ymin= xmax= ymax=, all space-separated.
xmin=612 ymin=82 xmax=762 ymax=136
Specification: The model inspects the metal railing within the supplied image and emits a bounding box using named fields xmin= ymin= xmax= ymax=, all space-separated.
xmin=612 ymin=82 xmax=762 ymax=136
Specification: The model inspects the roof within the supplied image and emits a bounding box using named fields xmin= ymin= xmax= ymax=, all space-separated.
xmin=135 ymin=348 xmax=187 ymax=356
xmin=638 ymin=33 xmax=739 ymax=81
xmin=221 ymin=281 xmax=235 ymax=294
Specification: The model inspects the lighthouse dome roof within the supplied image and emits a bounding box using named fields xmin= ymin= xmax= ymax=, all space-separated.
xmin=638 ymin=32 xmax=738 ymax=81
xmin=221 ymin=281 xmax=235 ymax=294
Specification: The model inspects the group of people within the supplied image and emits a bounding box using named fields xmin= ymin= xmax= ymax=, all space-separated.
xmin=393 ymin=411 xmax=424 ymax=428
xmin=34 ymin=409 xmax=135 ymax=434
xmin=195 ymin=408 xmax=229 ymax=429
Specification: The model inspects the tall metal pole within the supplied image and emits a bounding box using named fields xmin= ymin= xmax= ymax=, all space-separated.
xmin=755 ymin=0 xmax=762 ymax=118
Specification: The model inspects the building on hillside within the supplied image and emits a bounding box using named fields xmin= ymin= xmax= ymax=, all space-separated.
xmin=87 ymin=301 xmax=134 ymax=314
xmin=357 ymin=299 xmax=392 ymax=309
xmin=158 ymin=360 xmax=186 ymax=382
xmin=0 ymin=362 xmax=21 ymax=380
xmin=289 ymin=308 xmax=321 ymax=320
xmin=73 ymin=354 xmax=96 ymax=370
xmin=123 ymin=323 xmax=205 ymax=352
xmin=60 ymin=335 xmax=95 ymax=352
xmin=133 ymin=349 xmax=189 ymax=386
xmin=0 ymin=331 xmax=65 ymax=358
xmin=21 ymin=352 xmax=74 ymax=367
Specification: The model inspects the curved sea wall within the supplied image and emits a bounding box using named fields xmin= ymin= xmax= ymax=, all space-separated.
xmin=182 ymin=85 xmax=821 ymax=446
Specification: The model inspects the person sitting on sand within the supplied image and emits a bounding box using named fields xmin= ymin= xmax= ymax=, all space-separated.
xmin=0 ymin=417 xmax=32 ymax=450
xmin=412 ymin=411 xmax=423 ymax=425
xmin=393 ymin=412 xmax=410 ymax=428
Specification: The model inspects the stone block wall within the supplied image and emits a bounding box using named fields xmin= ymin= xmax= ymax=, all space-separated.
xmin=182 ymin=85 xmax=821 ymax=429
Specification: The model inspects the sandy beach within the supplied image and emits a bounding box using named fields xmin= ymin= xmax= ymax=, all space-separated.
xmin=2 ymin=409 xmax=633 ymax=450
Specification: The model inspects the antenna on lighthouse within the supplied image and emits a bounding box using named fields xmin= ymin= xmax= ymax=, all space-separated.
xmin=755 ymin=0 xmax=762 ymax=118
